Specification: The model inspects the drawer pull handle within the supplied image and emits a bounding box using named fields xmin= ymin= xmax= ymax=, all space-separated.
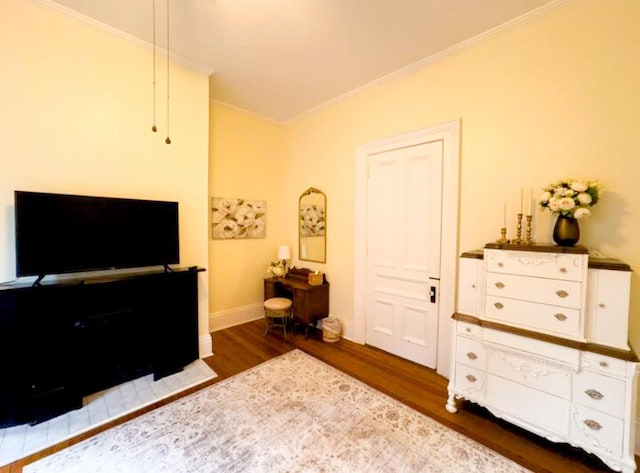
xmin=554 ymin=313 xmax=567 ymax=322
xmin=466 ymin=352 xmax=478 ymax=360
xmin=494 ymin=282 xmax=505 ymax=289
xmin=584 ymin=419 xmax=602 ymax=431
xmin=559 ymin=267 xmax=567 ymax=273
xmin=599 ymin=303 xmax=606 ymax=308
xmin=494 ymin=302 xmax=504 ymax=309
xmin=465 ymin=327 xmax=472 ymax=333
xmin=465 ymin=374 xmax=477 ymax=383
xmin=585 ymin=389 xmax=604 ymax=400
xmin=555 ymin=290 xmax=569 ymax=298
xmin=471 ymin=284 xmax=476 ymax=289
xmin=497 ymin=262 xmax=504 ymax=267
xmin=599 ymin=361 xmax=609 ymax=368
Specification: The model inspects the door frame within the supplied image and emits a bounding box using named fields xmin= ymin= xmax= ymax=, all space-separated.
xmin=353 ymin=119 xmax=460 ymax=378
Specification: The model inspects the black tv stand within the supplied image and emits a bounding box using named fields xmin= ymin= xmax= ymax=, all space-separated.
xmin=0 ymin=266 xmax=204 ymax=427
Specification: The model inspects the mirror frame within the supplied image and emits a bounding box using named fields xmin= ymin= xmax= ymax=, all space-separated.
xmin=299 ymin=187 xmax=326 ymax=263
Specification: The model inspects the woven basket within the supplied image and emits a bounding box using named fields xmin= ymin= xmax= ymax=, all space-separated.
xmin=322 ymin=317 xmax=341 ymax=343
xmin=323 ymin=330 xmax=340 ymax=343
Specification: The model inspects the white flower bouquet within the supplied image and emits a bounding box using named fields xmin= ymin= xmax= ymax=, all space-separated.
xmin=538 ymin=179 xmax=602 ymax=219
xmin=267 ymin=260 xmax=286 ymax=277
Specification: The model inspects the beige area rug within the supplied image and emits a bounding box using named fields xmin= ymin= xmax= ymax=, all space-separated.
xmin=25 ymin=350 xmax=532 ymax=473
xmin=1 ymin=359 xmax=216 ymax=467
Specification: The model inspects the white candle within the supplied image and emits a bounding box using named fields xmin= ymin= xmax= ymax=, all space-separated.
xmin=520 ymin=189 xmax=523 ymax=214
xmin=503 ymin=202 xmax=506 ymax=228
xmin=529 ymin=189 xmax=534 ymax=215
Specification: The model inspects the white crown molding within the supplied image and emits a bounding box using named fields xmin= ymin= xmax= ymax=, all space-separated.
xmin=285 ymin=0 xmax=570 ymax=124
xmin=209 ymin=98 xmax=284 ymax=127
xmin=25 ymin=0 xmax=214 ymax=76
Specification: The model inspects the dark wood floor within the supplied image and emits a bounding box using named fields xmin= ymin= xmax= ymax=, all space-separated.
xmin=4 ymin=319 xmax=633 ymax=472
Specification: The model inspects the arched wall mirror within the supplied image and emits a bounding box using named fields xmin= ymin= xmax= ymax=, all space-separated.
xmin=299 ymin=187 xmax=326 ymax=263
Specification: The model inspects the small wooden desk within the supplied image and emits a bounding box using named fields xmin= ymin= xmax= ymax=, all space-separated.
xmin=264 ymin=267 xmax=329 ymax=337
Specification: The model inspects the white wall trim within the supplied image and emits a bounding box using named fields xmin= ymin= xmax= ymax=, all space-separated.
xmin=26 ymin=0 xmax=214 ymax=76
xmin=199 ymin=334 xmax=213 ymax=358
xmin=209 ymin=303 xmax=264 ymax=332
xmin=354 ymin=119 xmax=461 ymax=379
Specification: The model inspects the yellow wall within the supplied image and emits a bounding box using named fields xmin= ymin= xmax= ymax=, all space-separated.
xmin=208 ymin=102 xmax=287 ymax=328
xmin=210 ymin=0 xmax=640 ymax=349
xmin=286 ymin=0 xmax=640 ymax=342
xmin=1 ymin=0 xmax=211 ymax=343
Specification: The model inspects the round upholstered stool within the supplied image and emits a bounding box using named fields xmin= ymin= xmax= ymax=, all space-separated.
xmin=263 ymin=297 xmax=293 ymax=337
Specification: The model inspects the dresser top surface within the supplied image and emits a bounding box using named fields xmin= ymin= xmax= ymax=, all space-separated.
xmin=484 ymin=242 xmax=588 ymax=254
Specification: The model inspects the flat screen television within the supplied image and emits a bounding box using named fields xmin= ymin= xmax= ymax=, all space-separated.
xmin=14 ymin=191 xmax=179 ymax=278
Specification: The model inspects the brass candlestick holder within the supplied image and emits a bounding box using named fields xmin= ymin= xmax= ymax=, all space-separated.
xmin=514 ymin=213 xmax=523 ymax=244
xmin=524 ymin=215 xmax=534 ymax=245
xmin=496 ymin=227 xmax=508 ymax=244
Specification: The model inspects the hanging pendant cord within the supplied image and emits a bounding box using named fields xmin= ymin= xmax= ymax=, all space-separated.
xmin=151 ymin=0 xmax=157 ymax=133
xmin=165 ymin=0 xmax=171 ymax=144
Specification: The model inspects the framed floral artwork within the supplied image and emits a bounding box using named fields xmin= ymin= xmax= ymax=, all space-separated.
xmin=211 ymin=197 xmax=266 ymax=239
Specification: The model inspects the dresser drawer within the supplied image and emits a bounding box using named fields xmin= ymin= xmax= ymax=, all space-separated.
xmin=455 ymin=335 xmax=486 ymax=370
xmin=454 ymin=364 xmax=485 ymax=399
xmin=487 ymin=374 xmax=570 ymax=436
xmin=485 ymin=249 xmax=586 ymax=281
xmin=570 ymin=404 xmax=623 ymax=457
xmin=486 ymin=273 xmax=582 ymax=309
xmin=485 ymin=295 xmax=580 ymax=338
xmin=573 ymin=370 xmax=626 ymax=418
xmin=483 ymin=326 xmax=580 ymax=368
xmin=456 ymin=321 xmax=482 ymax=338
xmin=580 ymin=352 xmax=628 ymax=378
xmin=488 ymin=348 xmax=571 ymax=398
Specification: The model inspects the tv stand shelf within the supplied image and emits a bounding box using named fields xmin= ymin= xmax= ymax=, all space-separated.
xmin=0 ymin=266 xmax=203 ymax=427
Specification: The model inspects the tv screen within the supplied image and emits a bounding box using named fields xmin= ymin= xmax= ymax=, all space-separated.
xmin=15 ymin=191 xmax=179 ymax=277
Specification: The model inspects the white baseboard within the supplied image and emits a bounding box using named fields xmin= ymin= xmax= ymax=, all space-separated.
xmin=209 ymin=305 xmax=358 ymax=347
xmin=199 ymin=334 xmax=213 ymax=358
xmin=209 ymin=303 xmax=264 ymax=332
xmin=338 ymin=317 xmax=354 ymax=342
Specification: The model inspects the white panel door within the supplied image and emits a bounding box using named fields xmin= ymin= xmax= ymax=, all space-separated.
xmin=365 ymin=141 xmax=443 ymax=367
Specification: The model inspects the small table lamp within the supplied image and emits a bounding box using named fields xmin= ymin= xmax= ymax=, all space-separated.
xmin=278 ymin=245 xmax=291 ymax=274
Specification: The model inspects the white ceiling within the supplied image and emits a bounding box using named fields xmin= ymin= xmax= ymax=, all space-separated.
xmin=41 ymin=0 xmax=557 ymax=122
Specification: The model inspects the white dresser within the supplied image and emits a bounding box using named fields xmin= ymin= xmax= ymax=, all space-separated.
xmin=447 ymin=243 xmax=638 ymax=473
